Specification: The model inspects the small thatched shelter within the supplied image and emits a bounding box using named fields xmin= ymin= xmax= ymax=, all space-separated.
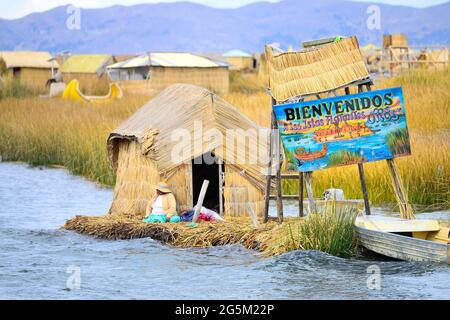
xmin=381 ymin=34 xmax=411 ymax=74
xmin=107 ymin=84 xmax=271 ymax=218
xmin=223 ymin=49 xmax=256 ymax=71
xmin=106 ymin=52 xmax=229 ymax=95
xmin=60 ymin=54 xmax=113 ymax=93
xmin=265 ymin=36 xmax=370 ymax=102
xmin=383 ymin=34 xmax=408 ymax=49
xmin=0 ymin=51 xmax=58 ymax=89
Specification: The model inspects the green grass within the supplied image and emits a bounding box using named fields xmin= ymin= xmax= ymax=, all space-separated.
xmin=327 ymin=150 xmax=365 ymax=167
xmin=297 ymin=205 xmax=358 ymax=257
xmin=276 ymin=204 xmax=359 ymax=257
xmin=0 ymin=79 xmax=39 ymax=100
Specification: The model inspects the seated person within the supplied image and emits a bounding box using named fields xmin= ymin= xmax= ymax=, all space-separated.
xmin=143 ymin=182 xmax=180 ymax=223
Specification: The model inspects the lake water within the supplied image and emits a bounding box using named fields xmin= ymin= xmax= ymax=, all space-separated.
xmin=0 ymin=162 xmax=449 ymax=300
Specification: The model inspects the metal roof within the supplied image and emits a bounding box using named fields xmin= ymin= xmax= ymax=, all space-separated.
xmin=223 ymin=49 xmax=252 ymax=58
xmin=107 ymin=52 xmax=226 ymax=69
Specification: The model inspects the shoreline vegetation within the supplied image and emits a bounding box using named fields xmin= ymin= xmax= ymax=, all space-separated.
xmin=0 ymin=68 xmax=448 ymax=209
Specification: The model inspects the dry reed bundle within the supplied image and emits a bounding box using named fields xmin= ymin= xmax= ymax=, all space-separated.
xmin=62 ymin=214 xmax=278 ymax=250
xmin=265 ymin=36 xmax=370 ymax=102
xmin=63 ymin=201 xmax=358 ymax=257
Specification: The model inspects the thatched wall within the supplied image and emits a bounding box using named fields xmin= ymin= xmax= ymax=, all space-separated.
xmin=117 ymin=80 xmax=152 ymax=95
xmin=109 ymin=139 xmax=265 ymax=217
xmin=224 ymin=165 xmax=264 ymax=217
xmin=2 ymin=67 xmax=53 ymax=90
xmin=148 ymin=66 xmax=229 ymax=94
xmin=225 ymin=57 xmax=254 ymax=71
xmin=116 ymin=67 xmax=230 ymax=96
xmin=109 ymin=140 xmax=191 ymax=217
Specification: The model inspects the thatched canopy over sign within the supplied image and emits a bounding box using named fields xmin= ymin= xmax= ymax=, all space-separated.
xmin=108 ymin=84 xmax=270 ymax=191
xmin=265 ymin=36 xmax=369 ymax=102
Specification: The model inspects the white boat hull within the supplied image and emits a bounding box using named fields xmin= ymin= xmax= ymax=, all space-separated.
xmin=356 ymin=225 xmax=449 ymax=264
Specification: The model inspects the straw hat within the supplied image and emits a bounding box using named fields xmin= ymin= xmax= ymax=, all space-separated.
xmin=156 ymin=182 xmax=171 ymax=193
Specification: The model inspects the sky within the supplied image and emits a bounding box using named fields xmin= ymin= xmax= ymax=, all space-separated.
xmin=0 ymin=0 xmax=448 ymax=19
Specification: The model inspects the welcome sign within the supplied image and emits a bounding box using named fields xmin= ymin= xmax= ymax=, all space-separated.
xmin=273 ymin=87 xmax=411 ymax=172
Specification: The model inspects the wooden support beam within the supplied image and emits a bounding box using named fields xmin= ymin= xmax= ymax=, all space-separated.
xmin=276 ymin=162 xmax=284 ymax=224
xmin=354 ymin=84 xmax=371 ymax=216
xmin=304 ymin=172 xmax=316 ymax=214
xmin=263 ymin=112 xmax=275 ymax=223
xmin=358 ymin=163 xmax=371 ymax=216
xmin=218 ymin=159 xmax=224 ymax=217
xmin=273 ymin=96 xmax=284 ymax=224
xmin=299 ymin=172 xmax=304 ymax=217
xmin=386 ymin=158 xmax=415 ymax=219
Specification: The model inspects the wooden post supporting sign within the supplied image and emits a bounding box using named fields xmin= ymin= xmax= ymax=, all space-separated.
xmin=386 ymin=158 xmax=415 ymax=219
xmin=299 ymin=172 xmax=304 ymax=217
xmin=304 ymin=172 xmax=316 ymax=214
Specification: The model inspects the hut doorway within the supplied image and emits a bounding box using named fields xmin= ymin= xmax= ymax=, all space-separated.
xmin=192 ymin=154 xmax=224 ymax=214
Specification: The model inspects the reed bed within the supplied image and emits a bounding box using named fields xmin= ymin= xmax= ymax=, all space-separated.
xmin=0 ymin=79 xmax=40 ymax=100
xmin=63 ymin=215 xmax=277 ymax=250
xmin=63 ymin=202 xmax=358 ymax=258
xmin=62 ymin=213 xmax=355 ymax=257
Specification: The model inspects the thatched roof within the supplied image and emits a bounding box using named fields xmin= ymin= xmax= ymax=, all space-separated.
xmin=0 ymin=51 xmax=58 ymax=69
xmin=108 ymin=84 xmax=270 ymax=190
xmin=60 ymin=54 xmax=112 ymax=74
xmin=265 ymin=36 xmax=370 ymax=102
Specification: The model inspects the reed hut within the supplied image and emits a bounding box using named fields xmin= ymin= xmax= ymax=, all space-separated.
xmin=265 ymin=36 xmax=370 ymax=102
xmin=418 ymin=48 xmax=450 ymax=69
xmin=382 ymin=34 xmax=410 ymax=74
xmin=107 ymin=84 xmax=270 ymax=218
xmin=106 ymin=53 xmax=229 ymax=95
xmin=383 ymin=34 xmax=408 ymax=49
xmin=223 ymin=49 xmax=256 ymax=71
xmin=0 ymin=51 xmax=58 ymax=89
xmin=60 ymin=54 xmax=113 ymax=94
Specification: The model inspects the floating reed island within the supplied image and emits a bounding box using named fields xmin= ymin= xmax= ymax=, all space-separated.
xmin=63 ymin=206 xmax=358 ymax=258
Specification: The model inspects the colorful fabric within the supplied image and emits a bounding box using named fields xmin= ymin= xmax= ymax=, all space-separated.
xmin=180 ymin=210 xmax=195 ymax=222
xmin=199 ymin=213 xmax=213 ymax=222
xmin=169 ymin=215 xmax=181 ymax=223
xmin=143 ymin=214 xmax=167 ymax=223
xmin=143 ymin=214 xmax=181 ymax=223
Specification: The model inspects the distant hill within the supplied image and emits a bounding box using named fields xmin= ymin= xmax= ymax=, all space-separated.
xmin=0 ymin=0 xmax=449 ymax=54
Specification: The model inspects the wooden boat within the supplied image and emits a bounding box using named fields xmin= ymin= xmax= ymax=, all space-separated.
xmin=294 ymin=144 xmax=328 ymax=161
xmin=355 ymin=215 xmax=449 ymax=264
